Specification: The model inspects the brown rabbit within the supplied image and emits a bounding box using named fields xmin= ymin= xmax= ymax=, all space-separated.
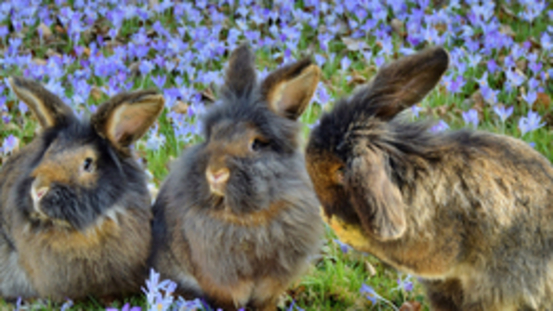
xmin=0 ymin=77 xmax=164 ymax=302
xmin=305 ymin=46 xmax=553 ymax=311
xmin=150 ymin=44 xmax=324 ymax=311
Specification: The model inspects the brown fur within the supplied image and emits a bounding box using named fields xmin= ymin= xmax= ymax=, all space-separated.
xmin=31 ymin=146 xmax=99 ymax=187
xmin=306 ymin=47 xmax=553 ymax=310
xmin=13 ymin=208 xmax=151 ymax=301
xmin=261 ymin=60 xmax=321 ymax=119
xmin=8 ymin=77 xmax=77 ymax=128
xmin=0 ymin=77 xmax=164 ymax=302
xmin=150 ymin=44 xmax=323 ymax=310
xmin=91 ymin=91 xmax=164 ymax=155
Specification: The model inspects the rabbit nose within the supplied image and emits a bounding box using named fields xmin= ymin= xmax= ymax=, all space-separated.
xmin=206 ymin=168 xmax=230 ymax=196
xmin=31 ymin=178 xmax=49 ymax=203
xmin=35 ymin=187 xmax=48 ymax=200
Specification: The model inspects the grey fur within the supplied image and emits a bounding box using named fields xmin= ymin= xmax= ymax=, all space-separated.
xmin=150 ymin=44 xmax=323 ymax=311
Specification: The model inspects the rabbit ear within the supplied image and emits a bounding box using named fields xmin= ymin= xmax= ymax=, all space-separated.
xmin=361 ymin=46 xmax=449 ymax=120
xmin=8 ymin=76 xmax=77 ymax=129
xmin=261 ymin=58 xmax=321 ymax=120
xmin=92 ymin=90 xmax=165 ymax=150
xmin=346 ymin=146 xmax=406 ymax=241
xmin=222 ymin=43 xmax=257 ymax=98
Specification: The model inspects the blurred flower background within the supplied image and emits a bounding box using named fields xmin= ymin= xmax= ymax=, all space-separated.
xmin=1 ymin=0 xmax=551 ymax=310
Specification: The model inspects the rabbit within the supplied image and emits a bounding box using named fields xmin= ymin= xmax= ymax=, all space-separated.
xmin=150 ymin=44 xmax=324 ymax=311
xmin=305 ymin=46 xmax=553 ymax=311
xmin=0 ymin=77 xmax=164 ymax=302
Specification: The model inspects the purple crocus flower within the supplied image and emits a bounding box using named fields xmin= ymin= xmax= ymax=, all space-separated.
xmin=0 ymin=26 xmax=8 ymax=39
xmin=394 ymin=275 xmax=414 ymax=292
xmin=18 ymin=101 xmax=28 ymax=115
xmin=139 ymin=60 xmax=154 ymax=76
xmin=493 ymin=105 xmax=514 ymax=123
xmin=503 ymin=55 xmax=515 ymax=69
xmin=444 ymin=74 xmax=465 ymax=94
xmin=411 ymin=105 xmax=422 ymax=119
xmin=315 ymin=83 xmax=330 ymax=107
xmin=487 ymin=59 xmax=498 ymax=74
xmin=287 ymin=300 xmax=305 ymax=311
xmin=481 ymin=86 xmax=499 ymax=104
xmin=340 ymin=56 xmax=351 ymax=72
xmin=334 ymin=239 xmax=352 ymax=254
xmin=462 ymin=109 xmax=479 ymax=129
xmin=521 ymin=91 xmax=537 ymax=107
xmin=430 ymin=120 xmax=449 ymax=132
xmin=529 ymin=61 xmax=543 ymax=75
xmin=151 ymin=75 xmax=167 ymax=89
xmin=518 ymin=111 xmax=545 ymax=136
xmin=475 ymin=72 xmax=488 ymax=87
xmin=105 ymin=303 xmax=141 ymax=311
xmin=360 ymin=284 xmax=382 ymax=305
xmin=2 ymin=135 xmax=19 ymax=155
xmin=374 ymin=56 xmax=385 ymax=67
xmin=146 ymin=132 xmax=166 ymax=151
xmin=528 ymin=77 xmax=540 ymax=90
xmin=506 ymin=70 xmax=525 ymax=87
xmin=14 ymin=297 xmax=22 ymax=311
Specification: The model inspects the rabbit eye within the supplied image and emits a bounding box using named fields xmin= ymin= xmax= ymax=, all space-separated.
xmin=250 ymin=138 xmax=268 ymax=152
xmin=83 ymin=157 xmax=95 ymax=173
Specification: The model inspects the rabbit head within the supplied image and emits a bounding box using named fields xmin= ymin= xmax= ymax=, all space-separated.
xmin=196 ymin=44 xmax=321 ymax=214
xmin=8 ymin=77 xmax=164 ymax=231
xmin=306 ymin=47 xmax=449 ymax=242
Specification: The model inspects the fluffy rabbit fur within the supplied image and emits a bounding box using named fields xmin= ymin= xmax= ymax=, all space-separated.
xmin=305 ymin=46 xmax=553 ymax=311
xmin=0 ymin=77 xmax=164 ymax=301
xmin=150 ymin=44 xmax=324 ymax=311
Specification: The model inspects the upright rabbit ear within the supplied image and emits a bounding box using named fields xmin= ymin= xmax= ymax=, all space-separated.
xmin=222 ymin=44 xmax=257 ymax=99
xmin=91 ymin=90 xmax=165 ymax=151
xmin=261 ymin=58 xmax=321 ymax=120
xmin=345 ymin=146 xmax=406 ymax=241
xmin=360 ymin=46 xmax=449 ymax=120
xmin=8 ymin=76 xmax=77 ymax=129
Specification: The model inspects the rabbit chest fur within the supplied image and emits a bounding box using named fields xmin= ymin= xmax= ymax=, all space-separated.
xmin=150 ymin=44 xmax=324 ymax=311
xmin=306 ymin=47 xmax=553 ymax=310
xmin=0 ymin=77 xmax=165 ymax=302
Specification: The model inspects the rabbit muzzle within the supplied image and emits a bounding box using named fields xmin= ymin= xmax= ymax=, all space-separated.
xmin=206 ymin=167 xmax=230 ymax=196
xmin=31 ymin=176 xmax=49 ymax=217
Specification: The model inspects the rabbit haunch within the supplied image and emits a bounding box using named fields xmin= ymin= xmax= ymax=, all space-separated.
xmin=306 ymin=46 xmax=553 ymax=310
xmin=0 ymin=77 xmax=164 ymax=301
xmin=151 ymin=44 xmax=323 ymax=311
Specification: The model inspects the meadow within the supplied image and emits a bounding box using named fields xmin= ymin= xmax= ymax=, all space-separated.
xmin=0 ymin=0 xmax=551 ymax=310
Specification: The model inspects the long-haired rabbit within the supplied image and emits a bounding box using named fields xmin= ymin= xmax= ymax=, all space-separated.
xmin=306 ymin=46 xmax=553 ymax=310
xmin=150 ymin=44 xmax=324 ymax=311
xmin=0 ymin=77 xmax=164 ymax=302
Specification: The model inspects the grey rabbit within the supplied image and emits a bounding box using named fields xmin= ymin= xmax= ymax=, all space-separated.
xmin=305 ymin=46 xmax=553 ymax=310
xmin=0 ymin=77 xmax=164 ymax=302
xmin=150 ymin=44 xmax=324 ymax=311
